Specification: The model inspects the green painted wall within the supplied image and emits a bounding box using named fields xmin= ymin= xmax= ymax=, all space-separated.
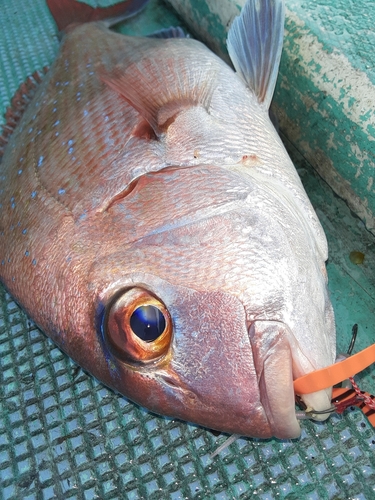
xmin=275 ymin=1 xmax=375 ymax=234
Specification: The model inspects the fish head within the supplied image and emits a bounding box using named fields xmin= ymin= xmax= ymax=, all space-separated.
xmin=86 ymin=163 xmax=335 ymax=439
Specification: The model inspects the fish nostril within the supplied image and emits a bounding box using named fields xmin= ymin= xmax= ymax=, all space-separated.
xmin=159 ymin=374 xmax=197 ymax=402
xmin=160 ymin=374 xmax=180 ymax=388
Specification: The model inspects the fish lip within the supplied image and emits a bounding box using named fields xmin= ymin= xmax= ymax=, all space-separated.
xmin=248 ymin=320 xmax=302 ymax=439
xmin=298 ymin=388 xmax=333 ymax=422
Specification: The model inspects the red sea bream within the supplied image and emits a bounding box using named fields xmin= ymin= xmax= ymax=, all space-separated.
xmin=0 ymin=0 xmax=336 ymax=438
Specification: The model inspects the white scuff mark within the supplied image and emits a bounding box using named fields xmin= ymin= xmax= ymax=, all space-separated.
xmin=285 ymin=7 xmax=375 ymax=142
xmin=348 ymin=141 xmax=375 ymax=180
xmin=326 ymin=132 xmax=337 ymax=151
xmin=203 ymin=0 xmax=243 ymax=26
xmin=280 ymin=74 xmax=291 ymax=91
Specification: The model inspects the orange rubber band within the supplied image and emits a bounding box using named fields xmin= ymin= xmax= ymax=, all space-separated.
xmin=294 ymin=343 xmax=375 ymax=395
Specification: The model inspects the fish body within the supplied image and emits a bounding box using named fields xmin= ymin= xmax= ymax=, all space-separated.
xmin=0 ymin=0 xmax=335 ymax=438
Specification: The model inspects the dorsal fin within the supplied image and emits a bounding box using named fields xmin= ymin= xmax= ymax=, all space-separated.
xmin=227 ymin=0 xmax=285 ymax=110
xmin=46 ymin=0 xmax=150 ymax=32
xmin=101 ymin=47 xmax=216 ymax=135
xmin=0 ymin=68 xmax=48 ymax=162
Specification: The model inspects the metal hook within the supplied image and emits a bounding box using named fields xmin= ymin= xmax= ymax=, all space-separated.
xmin=347 ymin=323 xmax=358 ymax=356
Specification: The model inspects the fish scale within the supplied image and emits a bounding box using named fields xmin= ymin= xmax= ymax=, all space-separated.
xmin=12 ymin=26 xmax=143 ymax=215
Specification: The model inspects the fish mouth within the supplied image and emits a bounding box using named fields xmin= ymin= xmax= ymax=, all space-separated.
xmin=249 ymin=320 xmax=332 ymax=439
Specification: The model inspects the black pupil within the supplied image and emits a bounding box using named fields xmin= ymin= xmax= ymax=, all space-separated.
xmin=130 ymin=305 xmax=166 ymax=342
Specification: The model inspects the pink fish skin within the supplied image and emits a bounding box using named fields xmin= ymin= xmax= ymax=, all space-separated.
xmin=0 ymin=0 xmax=335 ymax=438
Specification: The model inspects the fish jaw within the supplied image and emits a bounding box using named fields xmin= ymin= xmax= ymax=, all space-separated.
xmin=103 ymin=297 xmax=332 ymax=438
xmin=98 ymin=278 xmax=299 ymax=438
xmin=249 ymin=321 xmax=333 ymax=434
xmin=153 ymin=287 xmax=275 ymax=438
xmin=97 ymin=277 xmax=333 ymax=438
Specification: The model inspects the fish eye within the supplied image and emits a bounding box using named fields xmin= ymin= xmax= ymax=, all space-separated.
xmin=104 ymin=287 xmax=172 ymax=364
xmin=130 ymin=305 xmax=166 ymax=342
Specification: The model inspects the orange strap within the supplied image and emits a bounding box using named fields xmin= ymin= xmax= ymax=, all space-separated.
xmin=294 ymin=343 xmax=375 ymax=395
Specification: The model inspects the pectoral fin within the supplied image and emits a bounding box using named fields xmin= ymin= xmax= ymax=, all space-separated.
xmin=227 ymin=0 xmax=285 ymax=110
xmin=101 ymin=43 xmax=216 ymax=135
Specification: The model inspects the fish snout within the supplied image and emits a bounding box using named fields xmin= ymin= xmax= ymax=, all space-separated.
xmin=162 ymin=290 xmax=301 ymax=438
xmin=249 ymin=320 xmax=334 ymax=436
xmin=99 ymin=278 xmax=322 ymax=439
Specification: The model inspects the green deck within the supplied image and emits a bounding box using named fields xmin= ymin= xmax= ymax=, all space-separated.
xmin=0 ymin=1 xmax=375 ymax=499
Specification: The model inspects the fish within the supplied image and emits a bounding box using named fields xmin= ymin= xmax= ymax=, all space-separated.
xmin=0 ymin=0 xmax=336 ymax=439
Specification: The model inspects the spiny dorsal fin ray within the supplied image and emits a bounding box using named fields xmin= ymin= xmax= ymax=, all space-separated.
xmin=227 ymin=0 xmax=285 ymax=110
xmin=101 ymin=48 xmax=217 ymax=135
xmin=0 ymin=68 xmax=48 ymax=162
